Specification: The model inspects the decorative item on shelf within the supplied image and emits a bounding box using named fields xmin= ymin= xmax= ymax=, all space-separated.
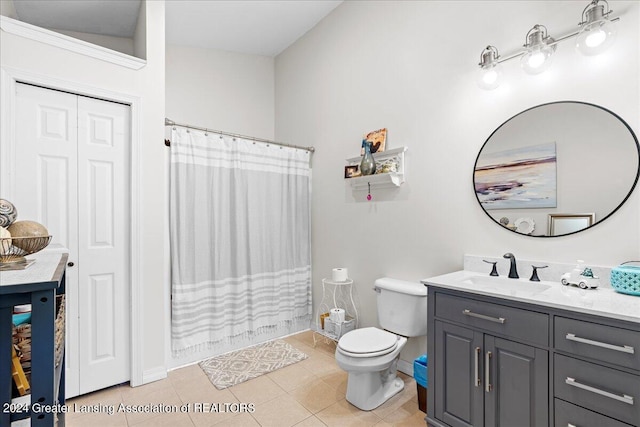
xmin=0 ymin=198 xmax=18 ymax=227
xmin=367 ymin=182 xmax=372 ymax=201
xmin=610 ymin=261 xmax=640 ymax=296
xmin=476 ymin=0 xmax=620 ymax=89
xmin=361 ymin=128 xmax=387 ymax=155
xmin=560 ymin=260 xmax=600 ymax=289
xmin=344 ymin=165 xmax=360 ymax=178
xmin=1 ymin=220 xmax=52 ymax=267
xmin=375 ymin=157 xmax=398 ymax=174
xmin=360 ymin=140 xmax=376 ymax=176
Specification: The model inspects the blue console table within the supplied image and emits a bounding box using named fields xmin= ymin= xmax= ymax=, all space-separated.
xmin=1 ymin=252 xmax=67 ymax=426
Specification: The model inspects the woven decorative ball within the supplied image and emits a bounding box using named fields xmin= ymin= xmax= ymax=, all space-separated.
xmin=0 ymin=199 xmax=17 ymax=228
xmin=7 ymin=221 xmax=49 ymax=251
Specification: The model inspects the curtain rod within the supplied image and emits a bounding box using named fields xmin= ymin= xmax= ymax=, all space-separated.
xmin=164 ymin=118 xmax=315 ymax=153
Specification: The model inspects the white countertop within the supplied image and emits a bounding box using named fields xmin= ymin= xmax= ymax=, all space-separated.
xmin=422 ymin=270 xmax=640 ymax=324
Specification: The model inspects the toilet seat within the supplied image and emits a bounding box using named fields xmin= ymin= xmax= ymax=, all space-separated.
xmin=337 ymin=327 xmax=398 ymax=358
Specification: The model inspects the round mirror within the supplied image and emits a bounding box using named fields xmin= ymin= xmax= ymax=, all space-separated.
xmin=474 ymin=101 xmax=639 ymax=237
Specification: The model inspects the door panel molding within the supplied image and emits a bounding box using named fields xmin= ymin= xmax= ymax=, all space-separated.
xmin=1 ymin=66 xmax=146 ymax=391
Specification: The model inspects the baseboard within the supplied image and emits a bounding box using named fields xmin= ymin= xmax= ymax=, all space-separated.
xmin=141 ymin=366 xmax=167 ymax=385
xmin=398 ymin=358 xmax=413 ymax=376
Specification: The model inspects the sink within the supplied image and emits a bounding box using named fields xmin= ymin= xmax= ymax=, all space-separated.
xmin=461 ymin=275 xmax=552 ymax=296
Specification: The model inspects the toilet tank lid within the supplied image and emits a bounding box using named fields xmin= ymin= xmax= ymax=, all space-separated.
xmin=374 ymin=277 xmax=427 ymax=296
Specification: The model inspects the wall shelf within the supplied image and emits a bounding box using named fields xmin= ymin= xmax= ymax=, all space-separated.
xmin=345 ymin=146 xmax=407 ymax=190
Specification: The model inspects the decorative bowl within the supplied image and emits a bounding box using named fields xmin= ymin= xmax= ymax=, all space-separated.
xmin=0 ymin=236 xmax=52 ymax=264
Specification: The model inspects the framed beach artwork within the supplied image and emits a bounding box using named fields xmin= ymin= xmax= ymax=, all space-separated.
xmin=474 ymin=142 xmax=557 ymax=210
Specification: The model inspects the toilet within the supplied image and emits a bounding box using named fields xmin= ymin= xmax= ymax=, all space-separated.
xmin=335 ymin=277 xmax=428 ymax=411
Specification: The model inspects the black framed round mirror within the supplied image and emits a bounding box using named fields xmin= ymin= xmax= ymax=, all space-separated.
xmin=474 ymin=101 xmax=639 ymax=237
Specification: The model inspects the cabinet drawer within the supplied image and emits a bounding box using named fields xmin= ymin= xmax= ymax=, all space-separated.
xmin=554 ymin=354 xmax=640 ymax=425
xmin=555 ymin=316 xmax=640 ymax=371
xmin=555 ymin=398 xmax=634 ymax=427
xmin=435 ymin=293 xmax=549 ymax=346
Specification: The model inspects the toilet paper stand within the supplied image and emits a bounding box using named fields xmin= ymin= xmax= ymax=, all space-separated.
xmin=314 ymin=278 xmax=359 ymax=346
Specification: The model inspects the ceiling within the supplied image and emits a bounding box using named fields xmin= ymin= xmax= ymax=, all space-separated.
xmin=10 ymin=0 xmax=342 ymax=57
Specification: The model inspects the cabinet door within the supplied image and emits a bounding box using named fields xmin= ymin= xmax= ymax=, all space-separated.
xmin=435 ymin=321 xmax=484 ymax=427
xmin=484 ymin=336 xmax=548 ymax=427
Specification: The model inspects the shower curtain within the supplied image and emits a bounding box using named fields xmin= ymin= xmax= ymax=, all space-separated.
xmin=170 ymin=127 xmax=312 ymax=357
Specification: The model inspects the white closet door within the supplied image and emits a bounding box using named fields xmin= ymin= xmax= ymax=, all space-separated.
xmin=77 ymin=96 xmax=130 ymax=394
xmin=13 ymin=83 xmax=130 ymax=397
xmin=14 ymin=83 xmax=81 ymax=397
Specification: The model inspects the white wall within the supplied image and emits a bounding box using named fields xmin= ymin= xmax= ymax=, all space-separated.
xmin=166 ymin=45 xmax=275 ymax=139
xmin=275 ymin=1 xmax=640 ymax=368
xmin=0 ymin=1 xmax=166 ymax=383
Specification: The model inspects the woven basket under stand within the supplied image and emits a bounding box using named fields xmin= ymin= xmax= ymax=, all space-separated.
xmin=11 ymin=294 xmax=65 ymax=396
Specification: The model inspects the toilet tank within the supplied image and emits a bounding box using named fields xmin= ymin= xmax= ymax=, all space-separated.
xmin=375 ymin=277 xmax=428 ymax=337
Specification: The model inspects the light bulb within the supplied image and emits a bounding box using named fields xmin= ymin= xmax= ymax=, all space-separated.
xmin=585 ymin=29 xmax=606 ymax=47
xmin=521 ymin=24 xmax=556 ymax=75
xmin=477 ymin=62 xmax=503 ymax=90
xmin=521 ymin=46 xmax=554 ymax=75
xmin=576 ymin=20 xmax=617 ymax=55
xmin=476 ymin=46 xmax=503 ymax=90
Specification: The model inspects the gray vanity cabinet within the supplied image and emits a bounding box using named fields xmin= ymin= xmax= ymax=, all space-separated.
xmin=433 ymin=317 xmax=548 ymax=427
xmin=426 ymin=285 xmax=640 ymax=427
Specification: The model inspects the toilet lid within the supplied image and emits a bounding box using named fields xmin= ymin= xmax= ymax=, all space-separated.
xmin=338 ymin=327 xmax=398 ymax=355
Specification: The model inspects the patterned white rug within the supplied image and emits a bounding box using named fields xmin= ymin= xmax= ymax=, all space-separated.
xmin=199 ymin=339 xmax=308 ymax=389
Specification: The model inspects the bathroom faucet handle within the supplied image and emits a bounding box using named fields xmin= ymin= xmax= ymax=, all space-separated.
xmin=483 ymin=260 xmax=499 ymax=276
xmin=530 ymin=265 xmax=548 ymax=282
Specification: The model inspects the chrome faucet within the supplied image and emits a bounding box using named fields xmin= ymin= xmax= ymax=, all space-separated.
xmin=503 ymin=253 xmax=519 ymax=279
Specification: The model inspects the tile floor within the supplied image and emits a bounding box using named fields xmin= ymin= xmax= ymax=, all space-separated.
xmin=65 ymin=331 xmax=427 ymax=426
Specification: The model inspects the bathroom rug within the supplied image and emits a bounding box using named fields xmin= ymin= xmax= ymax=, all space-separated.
xmin=199 ymin=339 xmax=308 ymax=389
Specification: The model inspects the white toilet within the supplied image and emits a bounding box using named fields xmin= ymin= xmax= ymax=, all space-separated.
xmin=335 ymin=277 xmax=428 ymax=411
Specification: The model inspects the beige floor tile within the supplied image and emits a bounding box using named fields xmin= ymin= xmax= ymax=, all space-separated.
xmin=132 ymin=411 xmax=195 ymax=426
xmin=299 ymin=352 xmax=341 ymax=377
xmin=216 ymin=412 xmax=261 ymax=426
xmin=266 ymin=361 xmax=318 ymax=392
xmin=123 ymin=386 xmax=183 ymax=426
xmin=252 ymin=394 xmax=313 ymax=427
xmin=173 ymin=373 xmax=238 ymax=406
xmin=290 ymin=378 xmax=342 ymax=414
xmin=387 ymin=410 xmax=427 ymax=427
xmin=189 ymin=402 xmax=245 ymax=427
xmin=65 ymin=410 xmax=128 ymax=426
xmin=295 ymin=415 xmax=329 ymax=426
xmin=316 ymin=399 xmax=381 ymax=427
xmin=66 ymin=384 xmax=123 ymax=420
xmin=382 ymin=396 xmax=421 ymax=425
xmin=228 ymin=374 xmax=286 ymax=405
xmin=317 ymin=369 xmax=348 ymax=395
xmin=119 ymin=378 xmax=173 ymax=402
xmin=169 ymin=363 xmax=208 ymax=386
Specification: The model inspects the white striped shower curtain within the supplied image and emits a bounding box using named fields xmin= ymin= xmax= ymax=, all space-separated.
xmin=170 ymin=127 xmax=312 ymax=357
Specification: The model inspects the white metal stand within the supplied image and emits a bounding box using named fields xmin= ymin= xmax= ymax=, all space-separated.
xmin=313 ymin=278 xmax=359 ymax=346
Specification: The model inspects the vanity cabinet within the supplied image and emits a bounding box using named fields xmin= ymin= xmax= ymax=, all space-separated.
xmin=426 ymin=286 xmax=640 ymax=427
xmin=432 ymin=294 xmax=548 ymax=427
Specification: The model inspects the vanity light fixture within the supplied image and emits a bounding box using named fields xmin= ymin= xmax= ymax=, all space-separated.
xmin=476 ymin=0 xmax=620 ymax=89
xmin=477 ymin=46 xmax=503 ymax=90
xmin=521 ymin=25 xmax=556 ymax=75
xmin=576 ymin=0 xmax=617 ymax=56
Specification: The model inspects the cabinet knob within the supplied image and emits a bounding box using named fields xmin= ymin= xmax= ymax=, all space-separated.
xmin=67 ymin=262 xmax=75 ymax=267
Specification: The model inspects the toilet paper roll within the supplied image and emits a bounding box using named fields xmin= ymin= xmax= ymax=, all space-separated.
xmin=332 ymin=268 xmax=348 ymax=282
xmin=330 ymin=308 xmax=346 ymax=323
